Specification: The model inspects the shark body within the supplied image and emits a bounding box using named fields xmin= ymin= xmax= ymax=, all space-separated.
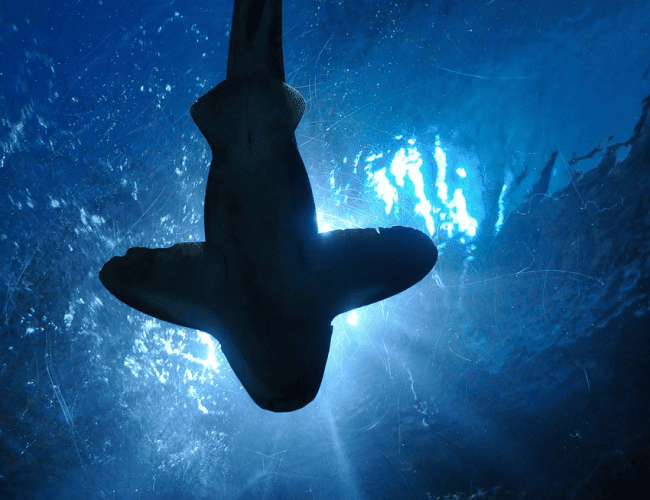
xmin=99 ymin=0 xmax=437 ymax=412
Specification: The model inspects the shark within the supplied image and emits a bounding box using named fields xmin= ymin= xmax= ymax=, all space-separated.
xmin=99 ymin=0 xmax=438 ymax=412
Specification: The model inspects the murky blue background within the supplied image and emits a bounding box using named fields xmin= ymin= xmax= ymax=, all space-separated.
xmin=2 ymin=1 xmax=649 ymax=498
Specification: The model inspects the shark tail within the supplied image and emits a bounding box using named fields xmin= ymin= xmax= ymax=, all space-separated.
xmin=227 ymin=0 xmax=285 ymax=81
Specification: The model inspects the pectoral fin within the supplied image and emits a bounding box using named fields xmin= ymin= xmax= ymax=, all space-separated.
xmin=304 ymin=226 xmax=438 ymax=318
xmin=99 ymin=243 xmax=227 ymax=334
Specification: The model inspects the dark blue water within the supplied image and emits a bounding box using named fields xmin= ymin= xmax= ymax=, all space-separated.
xmin=2 ymin=1 xmax=649 ymax=498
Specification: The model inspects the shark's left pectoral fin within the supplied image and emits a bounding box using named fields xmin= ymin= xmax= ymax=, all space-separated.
xmin=99 ymin=242 xmax=227 ymax=334
xmin=305 ymin=226 xmax=438 ymax=318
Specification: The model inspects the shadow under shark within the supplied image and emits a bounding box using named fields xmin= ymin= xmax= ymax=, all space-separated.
xmin=99 ymin=0 xmax=437 ymax=412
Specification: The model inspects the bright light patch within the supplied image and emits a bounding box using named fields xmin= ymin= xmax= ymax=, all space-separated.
xmin=361 ymin=134 xmax=478 ymax=240
xmin=434 ymin=137 xmax=448 ymax=203
xmin=448 ymin=189 xmax=477 ymax=237
xmin=195 ymin=331 xmax=221 ymax=372
xmin=366 ymin=166 xmax=398 ymax=215
xmin=390 ymin=147 xmax=435 ymax=235
xmin=346 ymin=310 xmax=359 ymax=326
xmin=317 ymin=212 xmax=333 ymax=232
xmin=433 ymin=138 xmax=479 ymax=238
xmin=415 ymin=198 xmax=435 ymax=235
xmin=495 ymin=182 xmax=508 ymax=234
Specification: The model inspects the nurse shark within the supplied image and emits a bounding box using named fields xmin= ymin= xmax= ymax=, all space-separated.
xmin=99 ymin=0 xmax=437 ymax=412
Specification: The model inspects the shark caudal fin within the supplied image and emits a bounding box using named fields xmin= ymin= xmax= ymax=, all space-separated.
xmin=99 ymin=243 xmax=227 ymax=334
xmin=304 ymin=226 xmax=438 ymax=318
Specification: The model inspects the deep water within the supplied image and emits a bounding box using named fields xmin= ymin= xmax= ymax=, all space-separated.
xmin=1 ymin=1 xmax=649 ymax=499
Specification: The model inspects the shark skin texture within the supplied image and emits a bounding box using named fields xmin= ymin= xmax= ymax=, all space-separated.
xmin=99 ymin=0 xmax=438 ymax=412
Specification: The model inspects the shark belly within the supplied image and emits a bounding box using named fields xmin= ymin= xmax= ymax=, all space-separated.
xmin=193 ymin=80 xmax=311 ymax=241
xmin=191 ymin=77 xmax=314 ymax=293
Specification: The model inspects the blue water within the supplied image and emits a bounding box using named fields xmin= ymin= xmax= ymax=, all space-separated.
xmin=2 ymin=0 xmax=649 ymax=498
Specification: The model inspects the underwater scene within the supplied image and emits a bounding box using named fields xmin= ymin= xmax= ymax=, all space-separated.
xmin=2 ymin=0 xmax=649 ymax=498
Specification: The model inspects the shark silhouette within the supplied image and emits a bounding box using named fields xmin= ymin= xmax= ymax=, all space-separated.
xmin=99 ymin=0 xmax=437 ymax=412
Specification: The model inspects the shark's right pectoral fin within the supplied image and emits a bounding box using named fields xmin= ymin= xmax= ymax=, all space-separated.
xmin=305 ymin=227 xmax=438 ymax=318
xmin=99 ymin=242 xmax=227 ymax=334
